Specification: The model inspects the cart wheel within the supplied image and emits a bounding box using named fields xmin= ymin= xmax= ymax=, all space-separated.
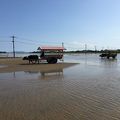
xmin=112 ymin=56 xmax=115 ymax=59
xmin=47 ymin=58 xmax=57 ymax=64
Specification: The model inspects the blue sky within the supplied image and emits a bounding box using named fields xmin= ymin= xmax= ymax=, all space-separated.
xmin=0 ymin=0 xmax=120 ymax=51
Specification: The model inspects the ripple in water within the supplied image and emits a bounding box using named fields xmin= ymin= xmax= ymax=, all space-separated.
xmin=1 ymin=55 xmax=120 ymax=119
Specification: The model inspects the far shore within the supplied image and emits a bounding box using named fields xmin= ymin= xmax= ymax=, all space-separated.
xmin=0 ymin=57 xmax=78 ymax=73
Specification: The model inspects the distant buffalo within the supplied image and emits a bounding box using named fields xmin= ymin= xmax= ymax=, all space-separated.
xmin=99 ymin=53 xmax=107 ymax=57
xmin=99 ymin=53 xmax=117 ymax=59
xmin=23 ymin=55 xmax=39 ymax=64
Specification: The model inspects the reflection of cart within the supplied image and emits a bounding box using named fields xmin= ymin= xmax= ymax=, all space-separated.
xmin=40 ymin=69 xmax=63 ymax=80
xmin=38 ymin=46 xmax=66 ymax=64
xmin=99 ymin=50 xmax=117 ymax=59
xmin=24 ymin=69 xmax=64 ymax=80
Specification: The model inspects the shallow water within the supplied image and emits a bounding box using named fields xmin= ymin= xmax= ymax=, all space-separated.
xmin=1 ymin=54 xmax=120 ymax=120
xmin=0 ymin=65 xmax=6 ymax=68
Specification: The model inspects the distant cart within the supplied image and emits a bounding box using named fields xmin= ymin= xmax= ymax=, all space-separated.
xmin=37 ymin=46 xmax=66 ymax=64
xmin=99 ymin=50 xmax=117 ymax=59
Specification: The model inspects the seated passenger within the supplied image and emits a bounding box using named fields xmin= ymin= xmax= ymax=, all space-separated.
xmin=40 ymin=51 xmax=44 ymax=57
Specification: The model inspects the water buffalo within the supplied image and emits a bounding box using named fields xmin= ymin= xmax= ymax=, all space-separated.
xmin=23 ymin=55 xmax=39 ymax=64
xmin=99 ymin=53 xmax=117 ymax=59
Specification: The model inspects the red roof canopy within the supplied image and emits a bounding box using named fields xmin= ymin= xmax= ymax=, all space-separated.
xmin=38 ymin=46 xmax=66 ymax=50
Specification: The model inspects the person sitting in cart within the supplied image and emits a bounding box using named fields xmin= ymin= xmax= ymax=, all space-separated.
xmin=40 ymin=50 xmax=44 ymax=58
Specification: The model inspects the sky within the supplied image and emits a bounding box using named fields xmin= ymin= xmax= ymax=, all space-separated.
xmin=0 ymin=0 xmax=120 ymax=52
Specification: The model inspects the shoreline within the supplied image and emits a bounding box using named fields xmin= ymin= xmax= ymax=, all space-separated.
xmin=0 ymin=58 xmax=78 ymax=73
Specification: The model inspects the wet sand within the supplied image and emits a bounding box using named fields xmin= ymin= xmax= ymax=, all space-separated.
xmin=1 ymin=56 xmax=120 ymax=120
xmin=0 ymin=58 xmax=78 ymax=73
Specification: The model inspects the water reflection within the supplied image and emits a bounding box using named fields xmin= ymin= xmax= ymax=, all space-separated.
xmin=100 ymin=58 xmax=118 ymax=68
xmin=24 ymin=71 xmax=40 ymax=74
xmin=0 ymin=71 xmax=39 ymax=80
xmin=0 ymin=72 xmax=17 ymax=80
xmin=25 ymin=69 xmax=64 ymax=80
xmin=13 ymin=72 xmax=16 ymax=78
xmin=0 ymin=65 xmax=7 ymax=68
xmin=0 ymin=69 xmax=64 ymax=81
xmin=40 ymin=69 xmax=63 ymax=80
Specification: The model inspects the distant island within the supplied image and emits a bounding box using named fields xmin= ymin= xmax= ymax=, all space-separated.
xmin=31 ymin=49 xmax=120 ymax=54
xmin=0 ymin=51 xmax=7 ymax=53
xmin=1 ymin=49 xmax=120 ymax=54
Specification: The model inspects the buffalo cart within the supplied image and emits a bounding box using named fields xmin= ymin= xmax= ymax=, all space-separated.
xmin=99 ymin=50 xmax=117 ymax=59
xmin=38 ymin=46 xmax=66 ymax=64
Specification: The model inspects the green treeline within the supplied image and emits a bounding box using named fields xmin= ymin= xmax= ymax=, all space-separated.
xmin=0 ymin=51 xmax=7 ymax=53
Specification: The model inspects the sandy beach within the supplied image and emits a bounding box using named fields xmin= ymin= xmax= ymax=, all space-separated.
xmin=0 ymin=58 xmax=78 ymax=73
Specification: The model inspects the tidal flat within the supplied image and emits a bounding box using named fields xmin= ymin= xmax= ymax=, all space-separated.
xmin=0 ymin=54 xmax=120 ymax=120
